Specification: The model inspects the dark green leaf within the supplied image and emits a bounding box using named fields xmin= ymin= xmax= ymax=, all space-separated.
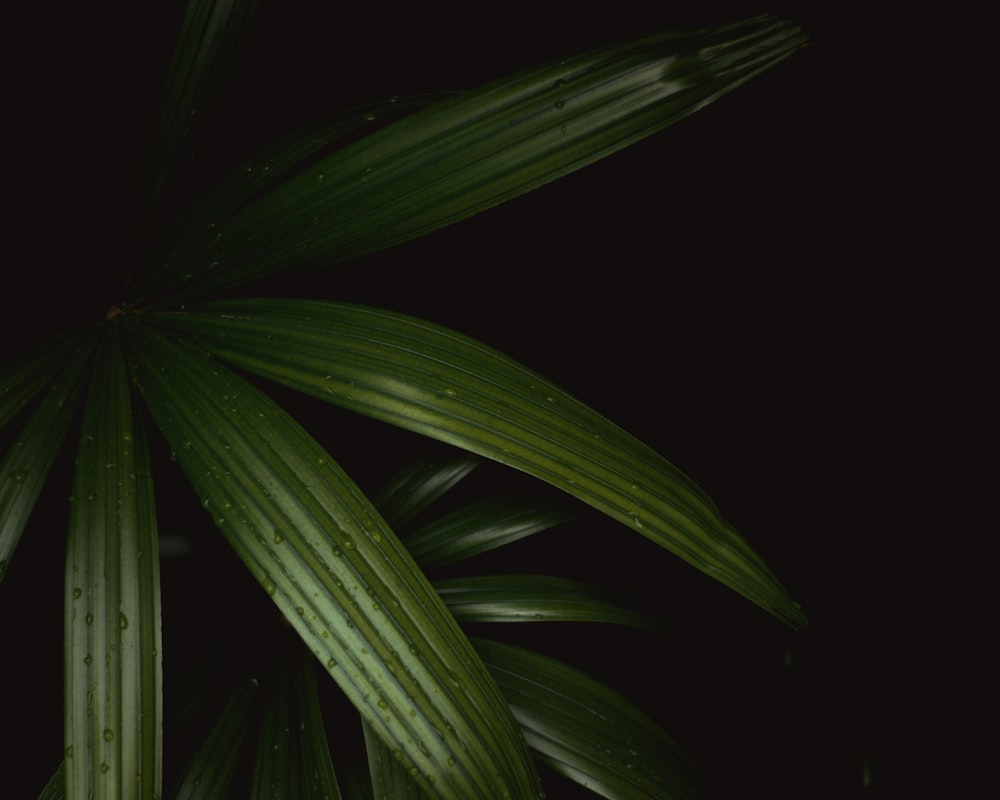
xmin=373 ymin=453 xmax=480 ymax=529
xmin=405 ymin=496 xmax=571 ymax=571
xmin=435 ymin=575 xmax=659 ymax=628
xmin=143 ymin=300 xmax=806 ymax=627
xmin=136 ymin=16 xmax=807 ymax=307
xmin=1 ymin=336 xmax=95 ymax=583
xmin=475 ymin=637 xmax=699 ymax=800
xmin=127 ymin=325 xmax=542 ymax=798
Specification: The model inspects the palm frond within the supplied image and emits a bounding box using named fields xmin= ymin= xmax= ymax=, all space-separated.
xmin=135 ymin=15 xmax=807 ymax=307
xmin=142 ymin=300 xmax=806 ymax=626
xmin=63 ymin=328 xmax=162 ymax=799
xmin=125 ymin=325 xmax=542 ymax=798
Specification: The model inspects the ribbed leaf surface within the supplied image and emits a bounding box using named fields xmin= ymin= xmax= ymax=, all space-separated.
xmin=404 ymin=496 xmax=572 ymax=571
xmin=1 ymin=337 xmax=94 ymax=583
xmin=143 ymin=300 xmax=806 ymax=626
xmin=435 ymin=575 xmax=659 ymax=628
xmin=145 ymin=0 xmax=259 ymax=215
xmin=173 ymin=679 xmax=257 ymax=799
xmin=126 ymin=325 xmax=541 ymax=799
xmin=63 ymin=328 xmax=162 ymax=799
xmin=136 ymin=16 xmax=807 ymax=307
xmin=474 ymin=637 xmax=699 ymax=800
xmin=373 ymin=453 xmax=480 ymax=530
xmin=297 ymin=648 xmax=344 ymax=800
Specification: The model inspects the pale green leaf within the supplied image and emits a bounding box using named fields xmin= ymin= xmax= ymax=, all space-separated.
xmin=435 ymin=575 xmax=659 ymax=628
xmin=142 ymin=300 xmax=806 ymax=627
xmin=36 ymin=760 xmax=65 ymax=800
xmin=474 ymin=637 xmax=699 ymax=800
xmin=63 ymin=327 xmax=162 ymax=799
xmin=126 ymin=325 xmax=542 ymax=799
xmin=136 ymin=16 xmax=807 ymax=307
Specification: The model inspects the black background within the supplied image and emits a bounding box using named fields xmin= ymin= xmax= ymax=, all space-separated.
xmin=5 ymin=2 xmax=970 ymax=798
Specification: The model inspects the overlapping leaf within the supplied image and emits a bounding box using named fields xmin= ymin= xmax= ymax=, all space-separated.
xmin=474 ymin=637 xmax=699 ymax=800
xmin=143 ymin=300 xmax=807 ymax=626
xmin=125 ymin=325 xmax=542 ymax=798
xmin=135 ymin=15 xmax=807 ymax=308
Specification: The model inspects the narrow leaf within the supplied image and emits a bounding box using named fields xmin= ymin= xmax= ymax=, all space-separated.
xmin=404 ymin=496 xmax=571 ymax=571
xmin=362 ymin=719 xmax=428 ymax=800
xmin=435 ymin=575 xmax=659 ymax=628
xmin=373 ymin=453 xmax=480 ymax=529
xmin=253 ymin=663 xmax=300 ymax=800
xmin=474 ymin=637 xmax=700 ymax=800
xmin=136 ymin=16 xmax=807 ymax=307
xmin=297 ymin=647 xmax=345 ymax=800
xmin=145 ymin=0 xmax=259 ymax=216
xmin=1 ymin=336 xmax=95 ymax=583
xmin=173 ymin=679 xmax=258 ymax=800
xmin=143 ymin=300 xmax=806 ymax=626
xmin=63 ymin=327 xmax=162 ymax=799
xmin=126 ymin=325 xmax=542 ymax=799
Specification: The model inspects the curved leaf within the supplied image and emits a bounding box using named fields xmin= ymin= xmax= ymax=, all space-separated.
xmin=142 ymin=300 xmax=807 ymax=627
xmin=1 ymin=335 xmax=95 ymax=583
xmin=404 ymin=496 xmax=572 ymax=571
xmin=135 ymin=16 xmax=807 ymax=307
xmin=126 ymin=325 xmax=541 ymax=799
xmin=435 ymin=575 xmax=659 ymax=628
xmin=373 ymin=452 xmax=481 ymax=529
xmin=63 ymin=327 xmax=162 ymax=799
xmin=145 ymin=0 xmax=260 ymax=216
xmin=474 ymin=637 xmax=699 ymax=800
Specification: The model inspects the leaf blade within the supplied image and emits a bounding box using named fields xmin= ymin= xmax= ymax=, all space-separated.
xmin=137 ymin=16 xmax=807 ymax=306
xmin=474 ymin=637 xmax=700 ymax=800
xmin=63 ymin=327 xmax=162 ymax=799
xmin=126 ymin=325 xmax=541 ymax=799
xmin=143 ymin=300 xmax=806 ymax=627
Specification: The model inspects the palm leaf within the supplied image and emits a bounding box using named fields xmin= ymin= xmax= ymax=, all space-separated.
xmin=135 ymin=15 xmax=807 ymax=307
xmin=474 ymin=637 xmax=699 ymax=800
xmin=125 ymin=325 xmax=542 ymax=798
xmin=296 ymin=647 xmax=345 ymax=800
xmin=373 ymin=452 xmax=481 ymax=529
xmin=1 ymin=336 xmax=95 ymax=583
xmin=142 ymin=300 xmax=806 ymax=626
xmin=172 ymin=679 xmax=258 ymax=799
xmin=403 ymin=496 xmax=572 ymax=571
xmin=435 ymin=575 xmax=659 ymax=628
xmin=63 ymin=328 xmax=162 ymax=799
xmin=145 ymin=0 xmax=259 ymax=216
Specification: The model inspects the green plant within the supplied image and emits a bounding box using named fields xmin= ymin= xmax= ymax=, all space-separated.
xmin=3 ymin=3 xmax=808 ymax=798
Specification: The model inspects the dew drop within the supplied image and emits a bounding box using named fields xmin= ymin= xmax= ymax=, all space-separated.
xmin=65 ymin=745 xmax=74 ymax=759
xmin=10 ymin=468 xmax=27 ymax=483
xmin=262 ymin=578 xmax=277 ymax=596
xmin=103 ymin=728 xmax=114 ymax=742
xmin=73 ymin=587 xmax=82 ymax=600
xmin=99 ymin=762 xmax=110 ymax=774
xmin=273 ymin=532 xmax=284 ymax=544
xmin=85 ymin=613 xmax=94 ymax=625
xmin=327 ymin=657 xmax=336 ymax=669
xmin=119 ymin=612 xmax=129 ymax=630
xmin=554 ymin=100 xmax=565 ymax=109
